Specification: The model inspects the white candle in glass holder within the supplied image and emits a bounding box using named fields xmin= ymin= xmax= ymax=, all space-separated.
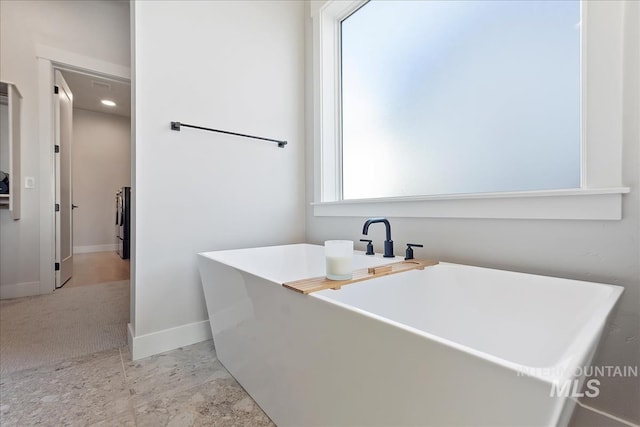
xmin=325 ymin=240 xmax=354 ymax=280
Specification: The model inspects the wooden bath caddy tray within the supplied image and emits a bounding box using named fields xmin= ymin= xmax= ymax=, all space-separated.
xmin=283 ymin=259 xmax=439 ymax=295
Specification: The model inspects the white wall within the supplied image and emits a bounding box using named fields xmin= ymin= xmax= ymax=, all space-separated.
xmin=304 ymin=1 xmax=640 ymax=425
xmin=0 ymin=0 xmax=130 ymax=297
xmin=131 ymin=0 xmax=305 ymax=357
xmin=72 ymin=108 xmax=130 ymax=252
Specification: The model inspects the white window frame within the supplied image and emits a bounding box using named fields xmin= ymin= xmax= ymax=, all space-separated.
xmin=310 ymin=0 xmax=629 ymax=220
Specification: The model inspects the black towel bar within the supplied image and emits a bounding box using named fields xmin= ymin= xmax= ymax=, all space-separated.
xmin=170 ymin=121 xmax=287 ymax=148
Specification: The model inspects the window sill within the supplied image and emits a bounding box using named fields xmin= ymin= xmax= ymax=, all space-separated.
xmin=311 ymin=188 xmax=631 ymax=220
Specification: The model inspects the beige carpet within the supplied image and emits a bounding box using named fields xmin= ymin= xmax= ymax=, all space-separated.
xmin=0 ymin=280 xmax=129 ymax=374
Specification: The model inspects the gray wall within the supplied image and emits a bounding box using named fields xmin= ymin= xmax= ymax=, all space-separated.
xmin=304 ymin=1 xmax=639 ymax=425
xmin=72 ymin=108 xmax=130 ymax=251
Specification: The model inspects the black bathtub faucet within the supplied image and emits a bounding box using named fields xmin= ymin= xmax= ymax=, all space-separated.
xmin=362 ymin=217 xmax=394 ymax=258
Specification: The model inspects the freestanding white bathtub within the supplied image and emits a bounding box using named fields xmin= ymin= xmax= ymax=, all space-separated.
xmin=198 ymin=244 xmax=623 ymax=426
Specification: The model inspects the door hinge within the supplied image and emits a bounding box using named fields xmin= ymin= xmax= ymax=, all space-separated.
xmin=55 ymin=203 xmax=60 ymax=212
xmin=54 ymin=85 xmax=59 ymax=94
xmin=54 ymin=145 xmax=60 ymax=153
xmin=55 ymin=262 xmax=60 ymax=271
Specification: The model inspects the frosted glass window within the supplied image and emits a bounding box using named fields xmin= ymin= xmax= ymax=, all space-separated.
xmin=341 ymin=0 xmax=581 ymax=200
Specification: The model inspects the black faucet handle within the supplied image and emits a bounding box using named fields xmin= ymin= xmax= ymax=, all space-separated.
xmin=360 ymin=239 xmax=375 ymax=255
xmin=405 ymin=243 xmax=424 ymax=260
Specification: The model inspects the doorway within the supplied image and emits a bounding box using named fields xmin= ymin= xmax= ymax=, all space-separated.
xmin=53 ymin=67 xmax=131 ymax=289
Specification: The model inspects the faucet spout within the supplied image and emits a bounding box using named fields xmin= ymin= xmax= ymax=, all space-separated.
xmin=362 ymin=217 xmax=394 ymax=257
xmin=362 ymin=217 xmax=391 ymax=241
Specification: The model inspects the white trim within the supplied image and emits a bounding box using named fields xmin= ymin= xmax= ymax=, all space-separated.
xmin=311 ymin=1 xmax=627 ymax=220
xmin=129 ymin=0 xmax=137 ymax=357
xmin=0 ymin=281 xmax=44 ymax=299
xmin=38 ymin=49 xmax=131 ymax=295
xmin=6 ymin=82 xmax=22 ymax=220
xmin=312 ymin=0 xmax=366 ymax=203
xmin=582 ymin=2 xmax=624 ymax=188
xmin=315 ymin=187 xmax=629 ymax=203
xmin=127 ymin=323 xmax=135 ymax=356
xmin=0 ymin=80 xmax=22 ymax=98
xmin=35 ymin=44 xmax=131 ymax=81
xmin=73 ymin=244 xmax=118 ymax=254
xmin=580 ymin=2 xmax=587 ymax=188
xmin=312 ymin=188 xmax=629 ymax=220
xmin=129 ymin=320 xmax=213 ymax=360
xmin=39 ymin=57 xmax=56 ymax=295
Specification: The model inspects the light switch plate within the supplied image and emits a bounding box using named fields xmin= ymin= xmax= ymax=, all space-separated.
xmin=25 ymin=176 xmax=35 ymax=189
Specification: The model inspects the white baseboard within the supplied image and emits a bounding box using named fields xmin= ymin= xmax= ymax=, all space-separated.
xmin=129 ymin=320 xmax=212 ymax=360
xmin=0 ymin=281 xmax=44 ymax=299
xmin=73 ymin=244 xmax=117 ymax=254
xmin=127 ymin=323 xmax=135 ymax=358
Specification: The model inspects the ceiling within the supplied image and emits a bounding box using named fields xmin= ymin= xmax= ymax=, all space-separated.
xmin=60 ymin=69 xmax=131 ymax=118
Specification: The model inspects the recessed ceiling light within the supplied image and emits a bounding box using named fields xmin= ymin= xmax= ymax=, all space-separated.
xmin=101 ymin=99 xmax=116 ymax=107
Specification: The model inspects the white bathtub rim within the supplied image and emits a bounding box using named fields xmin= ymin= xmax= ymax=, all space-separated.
xmin=200 ymin=244 xmax=624 ymax=382
xmin=200 ymin=245 xmax=625 ymax=304
xmin=198 ymin=244 xmax=397 ymax=285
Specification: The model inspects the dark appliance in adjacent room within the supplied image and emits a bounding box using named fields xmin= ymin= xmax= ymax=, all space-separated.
xmin=115 ymin=186 xmax=131 ymax=259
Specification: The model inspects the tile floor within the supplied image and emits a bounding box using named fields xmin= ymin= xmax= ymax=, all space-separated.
xmin=0 ymin=341 xmax=274 ymax=427
xmin=1 ymin=340 xmax=629 ymax=427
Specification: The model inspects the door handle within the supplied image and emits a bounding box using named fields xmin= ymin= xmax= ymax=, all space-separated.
xmin=72 ymin=204 xmax=79 ymax=209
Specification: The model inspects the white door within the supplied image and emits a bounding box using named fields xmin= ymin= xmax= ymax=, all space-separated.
xmin=54 ymin=71 xmax=74 ymax=288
